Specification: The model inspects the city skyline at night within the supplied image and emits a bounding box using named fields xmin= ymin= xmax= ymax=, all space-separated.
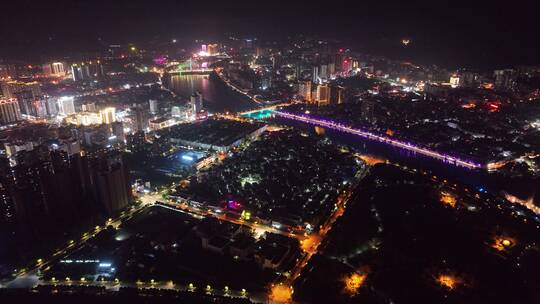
xmin=0 ymin=1 xmax=539 ymax=304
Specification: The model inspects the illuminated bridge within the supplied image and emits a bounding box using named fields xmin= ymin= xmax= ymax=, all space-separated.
xmin=167 ymin=58 xmax=213 ymax=75
xmin=273 ymin=111 xmax=484 ymax=170
xmin=239 ymin=103 xmax=294 ymax=119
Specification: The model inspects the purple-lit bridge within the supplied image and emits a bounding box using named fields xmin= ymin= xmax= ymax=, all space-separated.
xmin=273 ymin=111 xmax=483 ymax=170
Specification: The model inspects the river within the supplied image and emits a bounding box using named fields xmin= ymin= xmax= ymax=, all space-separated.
xmin=165 ymin=72 xmax=539 ymax=205
xmin=166 ymin=73 xmax=255 ymax=113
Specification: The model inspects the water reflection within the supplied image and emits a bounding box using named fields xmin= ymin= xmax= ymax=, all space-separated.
xmin=167 ymin=74 xmax=254 ymax=113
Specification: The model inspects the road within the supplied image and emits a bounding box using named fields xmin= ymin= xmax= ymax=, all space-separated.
xmin=4 ymin=192 xmax=157 ymax=289
xmin=268 ymin=167 xmax=369 ymax=303
xmin=155 ymin=199 xmax=307 ymax=241
xmin=4 ymin=189 xmax=274 ymax=303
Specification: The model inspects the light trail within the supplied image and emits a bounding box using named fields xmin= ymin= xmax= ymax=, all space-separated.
xmin=273 ymin=111 xmax=483 ymax=170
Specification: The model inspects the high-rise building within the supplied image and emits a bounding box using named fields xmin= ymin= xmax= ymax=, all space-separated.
xmin=171 ymin=105 xmax=182 ymax=117
xmin=134 ymin=107 xmax=147 ymax=131
xmin=328 ymin=63 xmax=335 ymax=76
xmin=42 ymin=62 xmax=67 ymax=77
xmin=319 ymin=64 xmax=328 ymax=79
xmin=149 ymin=99 xmax=159 ymax=115
xmin=46 ymin=97 xmax=58 ymax=116
xmin=449 ymin=75 xmax=460 ymax=88
xmin=361 ymin=100 xmax=375 ymax=123
xmin=334 ymin=53 xmax=343 ymax=72
xmin=92 ymin=152 xmax=131 ymax=215
xmin=0 ymin=63 xmax=17 ymax=79
xmin=29 ymin=98 xmax=49 ymax=117
xmin=71 ymin=61 xmax=104 ymax=82
xmin=57 ymin=96 xmax=75 ymax=115
xmin=494 ymin=69 xmax=516 ymax=90
xmin=0 ymin=98 xmax=22 ymax=124
xmin=316 ymin=84 xmax=330 ymax=105
xmin=330 ymin=85 xmax=344 ymax=104
xmin=312 ymin=66 xmax=319 ymax=84
xmin=3 ymin=148 xmax=89 ymax=253
xmin=460 ymin=71 xmax=480 ymax=88
xmin=0 ymin=148 xmax=132 ymax=258
xmin=126 ymin=131 xmax=146 ymax=153
xmin=190 ymin=92 xmax=203 ymax=114
xmin=81 ymin=102 xmax=97 ymax=112
xmin=207 ymin=44 xmax=219 ymax=55
xmin=342 ymin=58 xmax=353 ymax=73
xmin=99 ymin=107 xmax=116 ymax=124
xmin=1 ymin=81 xmax=42 ymax=100
xmin=298 ymin=80 xmax=313 ymax=102
xmin=110 ymin=121 xmax=125 ymax=142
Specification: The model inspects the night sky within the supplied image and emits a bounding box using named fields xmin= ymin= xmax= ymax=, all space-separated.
xmin=1 ymin=0 xmax=539 ymax=69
